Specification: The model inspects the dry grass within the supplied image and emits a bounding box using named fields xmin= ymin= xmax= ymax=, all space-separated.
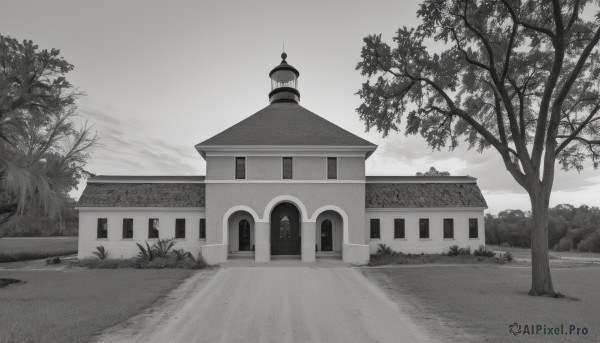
xmin=0 ymin=268 xmax=196 ymax=343
xmin=362 ymin=264 xmax=600 ymax=342
xmin=0 ymin=237 xmax=77 ymax=262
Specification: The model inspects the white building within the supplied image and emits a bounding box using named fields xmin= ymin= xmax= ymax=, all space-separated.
xmin=77 ymin=54 xmax=487 ymax=264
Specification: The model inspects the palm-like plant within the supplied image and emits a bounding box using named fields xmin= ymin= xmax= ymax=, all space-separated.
xmin=171 ymin=249 xmax=195 ymax=262
xmin=92 ymin=245 xmax=107 ymax=259
xmin=136 ymin=242 xmax=156 ymax=261
xmin=153 ymin=238 xmax=176 ymax=258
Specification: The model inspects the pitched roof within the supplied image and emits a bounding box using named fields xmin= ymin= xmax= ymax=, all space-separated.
xmin=195 ymin=102 xmax=377 ymax=148
xmin=78 ymin=183 xmax=205 ymax=207
xmin=87 ymin=175 xmax=205 ymax=183
xmin=366 ymin=183 xmax=487 ymax=208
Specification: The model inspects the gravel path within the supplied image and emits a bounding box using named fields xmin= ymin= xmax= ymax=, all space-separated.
xmin=95 ymin=262 xmax=437 ymax=343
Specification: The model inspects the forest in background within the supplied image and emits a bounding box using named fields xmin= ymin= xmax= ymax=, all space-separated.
xmin=485 ymin=204 xmax=600 ymax=252
xmin=0 ymin=197 xmax=78 ymax=237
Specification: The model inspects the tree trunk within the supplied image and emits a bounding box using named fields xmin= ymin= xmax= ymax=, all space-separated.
xmin=528 ymin=191 xmax=557 ymax=296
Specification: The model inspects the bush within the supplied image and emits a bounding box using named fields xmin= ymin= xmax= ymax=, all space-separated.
xmin=376 ymin=244 xmax=398 ymax=256
xmin=447 ymin=245 xmax=460 ymax=256
xmin=172 ymin=249 xmax=194 ymax=262
xmin=458 ymin=247 xmax=471 ymax=255
xmin=46 ymin=257 xmax=61 ymax=265
xmin=76 ymin=256 xmax=206 ymax=269
xmin=577 ymin=229 xmax=600 ymax=253
xmin=92 ymin=246 xmax=107 ymax=260
xmin=504 ymin=251 xmax=513 ymax=262
xmin=136 ymin=242 xmax=156 ymax=261
xmin=473 ymin=245 xmax=495 ymax=258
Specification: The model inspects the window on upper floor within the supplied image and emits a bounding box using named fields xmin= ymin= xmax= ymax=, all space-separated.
xmin=394 ymin=219 xmax=405 ymax=239
xmin=327 ymin=157 xmax=337 ymax=179
xmin=199 ymin=218 xmax=206 ymax=239
xmin=235 ymin=157 xmax=246 ymax=179
xmin=282 ymin=157 xmax=293 ymax=179
xmin=148 ymin=218 xmax=159 ymax=239
xmin=97 ymin=218 xmax=108 ymax=239
xmin=443 ymin=218 xmax=454 ymax=239
xmin=419 ymin=219 xmax=430 ymax=239
xmin=469 ymin=218 xmax=479 ymax=238
xmin=175 ymin=219 xmax=186 ymax=239
xmin=122 ymin=218 xmax=133 ymax=239
xmin=370 ymin=218 xmax=380 ymax=239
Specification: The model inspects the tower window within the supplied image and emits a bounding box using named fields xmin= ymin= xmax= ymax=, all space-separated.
xmin=282 ymin=157 xmax=293 ymax=179
xmin=235 ymin=157 xmax=246 ymax=179
xmin=327 ymin=157 xmax=337 ymax=179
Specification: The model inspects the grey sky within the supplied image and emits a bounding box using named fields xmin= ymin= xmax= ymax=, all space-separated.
xmin=2 ymin=0 xmax=599 ymax=214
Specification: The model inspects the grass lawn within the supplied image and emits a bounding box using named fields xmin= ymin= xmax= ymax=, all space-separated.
xmin=362 ymin=264 xmax=600 ymax=342
xmin=0 ymin=268 xmax=196 ymax=343
xmin=0 ymin=237 xmax=78 ymax=263
xmin=487 ymin=244 xmax=600 ymax=260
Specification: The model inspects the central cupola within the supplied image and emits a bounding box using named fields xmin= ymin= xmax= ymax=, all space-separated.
xmin=269 ymin=52 xmax=300 ymax=103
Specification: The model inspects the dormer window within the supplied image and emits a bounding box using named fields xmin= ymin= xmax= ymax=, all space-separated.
xmin=235 ymin=157 xmax=246 ymax=179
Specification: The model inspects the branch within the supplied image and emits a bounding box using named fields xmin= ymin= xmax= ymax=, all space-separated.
xmin=555 ymin=104 xmax=600 ymax=154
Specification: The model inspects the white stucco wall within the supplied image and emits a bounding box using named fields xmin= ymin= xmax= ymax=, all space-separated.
xmin=78 ymin=208 xmax=205 ymax=260
xmin=365 ymin=209 xmax=485 ymax=254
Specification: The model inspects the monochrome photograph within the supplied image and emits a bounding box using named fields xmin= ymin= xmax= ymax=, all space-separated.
xmin=1 ymin=1 xmax=599 ymax=342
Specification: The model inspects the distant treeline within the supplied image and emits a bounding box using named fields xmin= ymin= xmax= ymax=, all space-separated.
xmin=0 ymin=198 xmax=78 ymax=237
xmin=485 ymin=204 xmax=600 ymax=252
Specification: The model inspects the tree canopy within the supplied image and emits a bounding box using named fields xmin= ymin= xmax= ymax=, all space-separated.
xmin=416 ymin=166 xmax=451 ymax=176
xmin=0 ymin=34 xmax=96 ymax=225
xmin=356 ymin=0 xmax=600 ymax=296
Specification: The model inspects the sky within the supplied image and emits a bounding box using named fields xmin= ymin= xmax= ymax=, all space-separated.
xmin=2 ymin=0 xmax=599 ymax=215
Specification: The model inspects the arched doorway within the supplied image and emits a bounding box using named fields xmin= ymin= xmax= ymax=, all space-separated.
xmin=271 ymin=203 xmax=300 ymax=255
xmin=321 ymin=220 xmax=333 ymax=251
xmin=239 ymin=219 xmax=251 ymax=251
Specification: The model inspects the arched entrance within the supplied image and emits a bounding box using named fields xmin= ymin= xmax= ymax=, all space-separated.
xmin=271 ymin=203 xmax=300 ymax=255
xmin=315 ymin=210 xmax=343 ymax=257
xmin=227 ymin=210 xmax=255 ymax=255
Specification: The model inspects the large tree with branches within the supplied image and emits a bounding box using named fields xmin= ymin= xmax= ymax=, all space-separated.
xmin=0 ymin=34 xmax=97 ymax=225
xmin=356 ymin=0 xmax=600 ymax=296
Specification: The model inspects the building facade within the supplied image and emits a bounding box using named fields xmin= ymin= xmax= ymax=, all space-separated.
xmin=77 ymin=54 xmax=487 ymax=264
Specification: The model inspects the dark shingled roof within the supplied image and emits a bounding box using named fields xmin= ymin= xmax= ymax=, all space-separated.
xmin=196 ymin=102 xmax=377 ymax=147
xmin=78 ymin=183 xmax=205 ymax=207
xmin=366 ymin=183 xmax=487 ymax=208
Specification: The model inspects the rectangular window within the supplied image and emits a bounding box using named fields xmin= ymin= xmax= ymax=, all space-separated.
xmin=394 ymin=219 xmax=405 ymax=239
xmin=327 ymin=157 xmax=337 ymax=179
xmin=122 ymin=218 xmax=133 ymax=239
xmin=370 ymin=219 xmax=380 ymax=239
xmin=97 ymin=218 xmax=108 ymax=239
xmin=419 ymin=219 xmax=429 ymax=239
xmin=443 ymin=218 xmax=454 ymax=239
xmin=175 ymin=219 xmax=186 ymax=239
xmin=469 ymin=218 xmax=479 ymax=238
xmin=199 ymin=218 xmax=206 ymax=239
xmin=235 ymin=157 xmax=246 ymax=179
xmin=148 ymin=218 xmax=159 ymax=239
xmin=282 ymin=157 xmax=293 ymax=179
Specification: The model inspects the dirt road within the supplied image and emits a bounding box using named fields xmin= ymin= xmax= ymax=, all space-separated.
xmin=96 ymin=262 xmax=437 ymax=343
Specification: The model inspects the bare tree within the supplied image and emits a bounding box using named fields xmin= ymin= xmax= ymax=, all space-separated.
xmin=356 ymin=0 xmax=600 ymax=296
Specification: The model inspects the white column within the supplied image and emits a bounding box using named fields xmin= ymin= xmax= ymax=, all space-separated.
xmin=301 ymin=221 xmax=316 ymax=262
xmin=255 ymin=222 xmax=270 ymax=262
